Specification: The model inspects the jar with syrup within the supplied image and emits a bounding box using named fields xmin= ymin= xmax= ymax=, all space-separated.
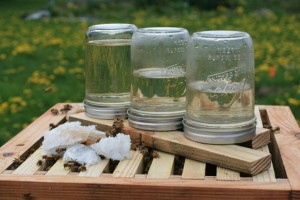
xmin=183 ymin=31 xmax=256 ymax=144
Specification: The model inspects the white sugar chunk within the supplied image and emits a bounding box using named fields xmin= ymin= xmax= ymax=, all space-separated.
xmin=42 ymin=121 xmax=106 ymax=155
xmin=90 ymin=133 xmax=131 ymax=161
xmin=63 ymin=144 xmax=101 ymax=165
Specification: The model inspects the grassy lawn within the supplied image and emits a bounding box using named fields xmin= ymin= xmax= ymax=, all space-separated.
xmin=0 ymin=0 xmax=299 ymax=145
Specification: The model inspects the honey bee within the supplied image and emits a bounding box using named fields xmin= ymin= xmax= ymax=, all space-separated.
xmin=50 ymin=108 xmax=59 ymax=115
xmin=55 ymin=147 xmax=66 ymax=154
xmin=13 ymin=156 xmax=24 ymax=165
xmin=78 ymin=164 xmax=87 ymax=172
xmin=152 ymin=150 xmax=159 ymax=158
xmin=49 ymin=123 xmax=57 ymax=130
xmin=36 ymin=159 xmax=43 ymax=166
xmin=60 ymin=104 xmax=73 ymax=113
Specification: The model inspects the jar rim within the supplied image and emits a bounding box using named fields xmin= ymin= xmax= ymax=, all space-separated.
xmin=194 ymin=30 xmax=247 ymax=38
xmin=137 ymin=27 xmax=187 ymax=34
xmin=88 ymin=23 xmax=137 ymax=31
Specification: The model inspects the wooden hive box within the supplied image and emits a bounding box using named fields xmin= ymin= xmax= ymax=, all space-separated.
xmin=0 ymin=103 xmax=300 ymax=200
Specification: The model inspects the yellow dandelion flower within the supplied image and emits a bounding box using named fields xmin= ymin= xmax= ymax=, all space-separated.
xmin=48 ymin=38 xmax=63 ymax=46
xmin=78 ymin=59 xmax=84 ymax=65
xmin=288 ymin=98 xmax=300 ymax=106
xmin=12 ymin=123 xmax=21 ymax=129
xmin=27 ymin=71 xmax=51 ymax=85
xmin=256 ymin=64 xmax=269 ymax=72
xmin=69 ymin=67 xmax=83 ymax=74
xmin=12 ymin=43 xmax=36 ymax=56
xmin=53 ymin=66 xmax=66 ymax=75
xmin=235 ymin=6 xmax=244 ymax=14
xmin=10 ymin=103 xmax=18 ymax=114
xmin=0 ymin=102 xmax=8 ymax=114
xmin=0 ymin=54 xmax=6 ymax=60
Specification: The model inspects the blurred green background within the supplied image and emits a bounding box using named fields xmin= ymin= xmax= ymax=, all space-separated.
xmin=0 ymin=0 xmax=299 ymax=145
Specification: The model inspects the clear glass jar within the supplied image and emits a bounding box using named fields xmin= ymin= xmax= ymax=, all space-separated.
xmin=128 ymin=27 xmax=189 ymax=131
xmin=183 ymin=31 xmax=256 ymax=144
xmin=84 ymin=23 xmax=137 ymax=119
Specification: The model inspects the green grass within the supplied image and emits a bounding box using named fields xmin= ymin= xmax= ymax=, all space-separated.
xmin=0 ymin=0 xmax=300 ymax=145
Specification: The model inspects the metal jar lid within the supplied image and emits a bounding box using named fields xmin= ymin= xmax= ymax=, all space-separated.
xmin=127 ymin=109 xmax=183 ymax=131
xmin=183 ymin=118 xmax=256 ymax=144
xmin=84 ymin=101 xmax=128 ymax=119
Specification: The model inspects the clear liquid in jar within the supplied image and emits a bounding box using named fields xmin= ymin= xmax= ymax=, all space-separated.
xmin=85 ymin=39 xmax=131 ymax=106
xmin=131 ymin=67 xmax=186 ymax=115
xmin=186 ymin=80 xmax=254 ymax=124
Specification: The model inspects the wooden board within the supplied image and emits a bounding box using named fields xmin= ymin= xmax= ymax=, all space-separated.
xmin=0 ymin=104 xmax=299 ymax=199
xmin=70 ymin=112 xmax=271 ymax=175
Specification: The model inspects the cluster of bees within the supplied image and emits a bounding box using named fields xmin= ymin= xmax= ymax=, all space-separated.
xmin=36 ymin=147 xmax=87 ymax=172
xmin=131 ymin=142 xmax=159 ymax=174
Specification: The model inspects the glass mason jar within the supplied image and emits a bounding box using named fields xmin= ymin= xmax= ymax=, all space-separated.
xmin=128 ymin=27 xmax=189 ymax=131
xmin=183 ymin=31 xmax=256 ymax=144
xmin=84 ymin=23 xmax=137 ymax=119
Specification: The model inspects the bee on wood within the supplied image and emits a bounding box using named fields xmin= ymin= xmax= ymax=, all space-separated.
xmin=36 ymin=159 xmax=43 ymax=166
xmin=139 ymin=148 xmax=149 ymax=156
xmin=60 ymin=104 xmax=73 ymax=113
xmin=55 ymin=147 xmax=66 ymax=154
xmin=152 ymin=150 xmax=159 ymax=158
xmin=131 ymin=143 xmax=141 ymax=151
xmin=78 ymin=164 xmax=87 ymax=172
xmin=107 ymin=117 xmax=124 ymax=137
xmin=50 ymin=108 xmax=59 ymax=115
xmin=49 ymin=123 xmax=57 ymax=130
xmin=143 ymin=156 xmax=151 ymax=163
xmin=64 ymin=162 xmax=74 ymax=169
xmin=13 ymin=156 xmax=24 ymax=165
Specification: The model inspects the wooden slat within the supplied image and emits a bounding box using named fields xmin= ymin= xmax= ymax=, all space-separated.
xmin=45 ymin=159 xmax=69 ymax=176
xmin=70 ymin=113 xmax=271 ymax=175
xmin=216 ymin=167 xmax=240 ymax=181
xmin=113 ymin=150 xmax=143 ymax=178
xmin=78 ymin=159 xmax=109 ymax=177
xmin=147 ymin=151 xmax=174 ymax=178
xmin=252 ymin=107 xmax=276 ymax=182
xmin=250 ymin=106 xmax=270 ymax=149
xmin=12 ymin=148 xmax=43 ymax=175
xmin=253 ymin=146 xmax=276 ymax=182
xmin=255 ymin=106 xmax=264 ymax=128
xmin=182 ymin=159 xmax=206 ymax=179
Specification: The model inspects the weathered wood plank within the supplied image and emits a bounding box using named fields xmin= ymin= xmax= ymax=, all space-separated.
xmin=147 ymin=151 xmax=174 ymax=178
xmin=113 ymin=150 xmax=143 ymax=178
xmin=182 ymin=158 xmax=206 ymax=179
